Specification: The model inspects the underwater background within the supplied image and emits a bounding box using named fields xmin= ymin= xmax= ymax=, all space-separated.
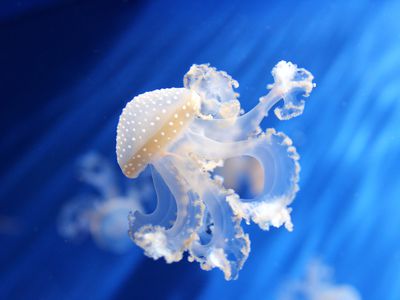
xmin=1 ymin=0 xmax=400 ymax=299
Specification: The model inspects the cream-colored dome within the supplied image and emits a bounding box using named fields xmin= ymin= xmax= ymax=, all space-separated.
xmin=116 ymin=88 xmax=200 ymax=178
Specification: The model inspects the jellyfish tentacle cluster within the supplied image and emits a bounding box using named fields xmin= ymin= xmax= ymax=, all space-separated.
xmin=279 ymin=260 xmax=362 ymax=300
xmin=59 ymin=153 xmax=148 ymax=253
xmin=116 ymin=61 xmax=315 ymax=279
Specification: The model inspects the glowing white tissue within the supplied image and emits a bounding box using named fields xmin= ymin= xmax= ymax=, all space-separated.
xmin=116 ymin=61 xmax=315 ymax=279
xmin=58 ymin=153 xmax=150 ymax=253
xmin=279 ymin=260 xmax=361 ymax=300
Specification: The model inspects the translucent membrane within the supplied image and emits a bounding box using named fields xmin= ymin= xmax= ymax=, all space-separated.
xmin=116 ymin=61 xmax=315 ymax=279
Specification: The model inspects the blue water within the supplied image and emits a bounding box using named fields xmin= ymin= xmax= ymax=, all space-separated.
xmin=1 ymin=0 xmax=400 ymax=299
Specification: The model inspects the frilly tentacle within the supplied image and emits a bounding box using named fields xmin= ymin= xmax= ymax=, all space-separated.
xmin=183 ymin=128 xmax=299 ymax=232
xmin=130 ymin=150 xmax=251 ymax=280
xmin=189 ymin=61 xmax=315 ymax=142
xmin=226 ymin=129 xmax=300 ymax=231
xmin=188 ymin=187 xmax=250 ymax=280
xmin=129 ymin=157 xmax=203 ymax=263
xmin=266 ymin=60 xmax=315 ymax=120
xmin=80 ymin=152 xmax=119 ymax=198
xmin=123 ymin=61 xmax=314 ymax=280
xmin=58 ymin=196 xmax=96 ymax=240
xmin=184 ymin=64 xmax=241 ymax=119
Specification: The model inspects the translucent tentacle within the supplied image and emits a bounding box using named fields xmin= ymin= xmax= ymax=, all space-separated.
xmin=90 ymin=198 xmax=134 ymax=253
xmin=267 ymin=60 xmax=315 ymax=120
xmin=226 ymin=129 xmax=299 ymax=231
xmin=188 ymin=187 xmax=250 ymax=280
xmin=169 ymin=152 xmax=250 ymax=280
xmin=58 ymin=196 xmax=96 ymax=240
xmin=184 ymin=63 xmax=241 ymax=119
xmin=119 ymin=61 xmax=315 ymax=280
xmin=130 ymin=165 xmax=177 ymax=231
xmin=189 ymin=61 xmax=315 ymax=142
xmin=80 ymin=153 xmax=119 ymax=198
xmin=129 ymin=156 xmax=203 ymax=263
xmin=183 ymin=128 xmax=299 ymax=231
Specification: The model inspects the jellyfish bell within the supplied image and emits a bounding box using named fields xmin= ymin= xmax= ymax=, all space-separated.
xmin=116 ymin=88 xmax=201 ymax=178
xmin=116 ymin=61 xmax=315 ymax=280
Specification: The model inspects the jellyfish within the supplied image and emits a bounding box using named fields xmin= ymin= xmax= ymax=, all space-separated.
xmin=279 ymin=260 xmax=362 ymax=300
xmin=116 ymin=61 xmax=315 ymax=279
xmin=59 ymin=153 xmax=151 ymax=253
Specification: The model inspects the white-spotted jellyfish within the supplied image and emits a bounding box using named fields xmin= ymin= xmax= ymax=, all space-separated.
xmin=116 ymin=61 xmax=315 ymax=279
xmin=279 ymin=260 xmax=361 ymax=300
xmin=58 ymin=153 xmax=151 ymax=253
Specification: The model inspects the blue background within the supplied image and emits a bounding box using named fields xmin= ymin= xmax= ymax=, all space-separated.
xmin=1 ymin=0 xmax=400 ymax=299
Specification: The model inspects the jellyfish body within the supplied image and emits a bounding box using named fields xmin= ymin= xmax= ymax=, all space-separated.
xmin=89 ymin=197 xmax=140 ymax=253
xmin=116 ymin=61 xmax=315 ymax=279
xmin=59 ymin=153 xmax=148 ymax=253
xmin=279 ymin=261 xmax=361 ymax=300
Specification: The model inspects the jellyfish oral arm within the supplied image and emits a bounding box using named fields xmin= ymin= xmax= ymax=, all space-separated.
xmin=189 ymin=61 xmax=315 ymax=143
xmin=183 ymin=127 xmax=299 ymax=231
xmin=262 ymin=60 xmax=315 ymax=120
xmin=117 ymin=60 xmax=315 ymax=280
xmin=130 ymin=155 xmax=204 ymax=263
